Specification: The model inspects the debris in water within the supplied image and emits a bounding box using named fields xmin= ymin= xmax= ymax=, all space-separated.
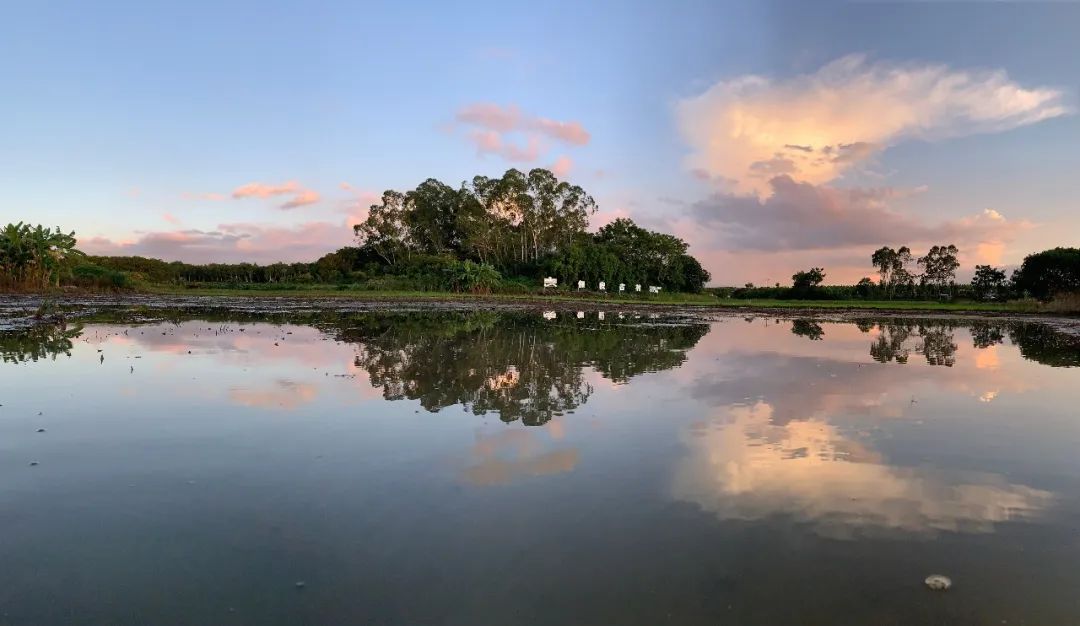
xmin=29 ymin=461 xmax=39 ymax=466
xmin=295 ymin=581 xmax=306 ymax=589
xmin=925 ymin=574 xmax=952 ymax=591
xmin=36 ymin=428 xmax=46 ymax=433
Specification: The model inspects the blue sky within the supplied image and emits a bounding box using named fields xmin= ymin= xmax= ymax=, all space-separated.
xmin=3 ymin=0 xmax=1078 ymax=283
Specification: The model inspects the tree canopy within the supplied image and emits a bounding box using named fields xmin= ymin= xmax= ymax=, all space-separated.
xmin=353 ymin=168 xmax=710 ymax=292
xmin=1012 ymin=247 xmax=1080 ymax=300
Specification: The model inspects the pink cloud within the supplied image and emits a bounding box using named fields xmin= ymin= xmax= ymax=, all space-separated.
xmin=690 ymin=175 xmax=1028 ymax=253
xmin=550 ymin=155 xmax=573 ymax=178
xmin=231 ymin=181 xmax=301 ymax=199
xmin=454 ymin=102 xmax=590 ymax=167
xmin=457 ymin=103 xmax=522 ymax=133
xmin=280 ymin=189 xmax=321 ymax=210
xmin=677 ymin=54 xmax=1070 ymax=193
xmin=469 ymin=129 xmax=504 ymax=153
xmin=466 ymin=130 xmax=542 ymax=162
xmin=162 ymin=212 xmax=180 ymax=225
xmin=532 ymin=117 xmax=590 ymax=146
xmin=231 ymin=181 xmax=320 ymax=210
xmin=81 ymin=218 xmax=356 ymax=264
xmin=338 ymin=182 xmax=380 ymax=228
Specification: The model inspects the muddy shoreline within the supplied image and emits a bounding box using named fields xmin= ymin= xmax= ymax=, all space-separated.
xmin=2 ymin=293 xmax=1079 ymax=335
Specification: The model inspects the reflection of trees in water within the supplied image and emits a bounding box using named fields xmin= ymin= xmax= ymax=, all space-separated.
xmin=970 ymin=321 xmax=1006 ymax=349
xmin=861 ymin=318 xmax=1079 ymax=368
xmin=790 ymin=319 xmax=824 ymax=341
xmin=1007 ymin=323 xmax=1080 ymax=367
xmin=867 ymin=322 xmax=957 ymax=366
xmin=335 ymin=313 xmax=709 ymax=425
xmin=0 ymin=323 xmax=82 ymax=363
xmin=869 ymin=323 xmax=913 ymax=364
xmin=919 ymin=326 xmax=958 ymax=367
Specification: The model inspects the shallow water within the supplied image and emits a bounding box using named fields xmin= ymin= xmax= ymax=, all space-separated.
xmin=2 ymin=311 xmax=1080 ymax=625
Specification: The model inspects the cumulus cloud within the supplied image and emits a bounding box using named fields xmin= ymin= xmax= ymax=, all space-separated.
xmin=232 ymin=181 xmax=320 ymax=210
xmin=677 ymin=54 xmax=1070 ymax=192
xmin=691 ymin=175 xmax=1028 ymax=253
xmin=454 ymin=102 xmax=590 ymax=165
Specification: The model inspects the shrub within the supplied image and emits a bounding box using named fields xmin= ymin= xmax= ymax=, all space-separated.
xmin=70 ymin=263 xmax=133 ymax=290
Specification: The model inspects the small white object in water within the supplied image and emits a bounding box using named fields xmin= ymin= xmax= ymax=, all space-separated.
xmin=925 ymin=574 xmax=952 ymax=591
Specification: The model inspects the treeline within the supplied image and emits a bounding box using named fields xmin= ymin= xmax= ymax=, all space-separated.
xmin=83 ymin=168 xmax=710 ymax=294
xmin=715 ymin=245 xmax=1080 ymax=303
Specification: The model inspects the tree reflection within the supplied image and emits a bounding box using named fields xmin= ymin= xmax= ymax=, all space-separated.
xmin=970 ymin=321 xmax=1006 ymax=349
xmin=791 ymin=319 xmax=825 ymax=341
xmin=334 ymin=312 xmax=709 ymax=425
xmin=869 ymin=322 xmax=913 ymax=364
xmin=866 ymin=319 xmax=1079 ymax=368
xmin=1007 ymin=323 xmax=1080 ymax=367
xmin=919 ymin=325 xmax=958 ymax=367
xmin=0 ymin=322 xmax=82 ymax=363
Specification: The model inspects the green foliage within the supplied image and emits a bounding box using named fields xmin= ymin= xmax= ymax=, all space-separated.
xmin=354 ymin=171 xmax=709 ymax=293
xmin=971 ymin=265 xmax=1007 ymax=301
xmin=70 ymin=262 xmax=133 ymax=290
xmin=918 ymin=244 xmax=960 ymax=289
xmin=444 ymin=260 xmax=502 ymax=294
xmin=79 ymin=170 xmax=708 ymax=294
xmin=1012 ymin=247 xmax=1080 ymax=300
xmin=791 ymin=267 xmax=826 ymax=290
xmin=0 ymin=222 xmax=85 ymax=290
xmin=1 ymin=322 xmax=83 ymax=363
xmin=871 ymin=246 xmax=913 ymax=298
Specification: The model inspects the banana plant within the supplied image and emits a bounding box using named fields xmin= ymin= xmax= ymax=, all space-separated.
xmin=0 ymin=222 xmax=84 ymax=290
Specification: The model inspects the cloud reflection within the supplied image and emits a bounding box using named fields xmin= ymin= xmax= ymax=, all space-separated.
xmin=462 ymin=422 xmax=579 ymax=486
xmin=673 ymin=401 xmax=1052 ymax=538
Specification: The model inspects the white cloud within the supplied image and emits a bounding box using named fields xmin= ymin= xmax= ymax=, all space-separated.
xmin=676 ymin=54 xmax=1070 ymax=192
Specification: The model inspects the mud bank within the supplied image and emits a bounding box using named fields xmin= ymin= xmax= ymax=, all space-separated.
xmin=2 ymin=293 xmax=1079 ymax=336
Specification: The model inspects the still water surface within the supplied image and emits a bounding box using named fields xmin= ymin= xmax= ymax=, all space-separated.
xmin=2 ymin=311 xmax=1080 ymax=625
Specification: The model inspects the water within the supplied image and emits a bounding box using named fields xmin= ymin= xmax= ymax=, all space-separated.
xmin=2 ymin=310 xmax=1080 ymax=625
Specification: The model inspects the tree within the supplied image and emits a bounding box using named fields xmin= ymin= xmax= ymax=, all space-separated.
xmin=1012 ymin=247 xmax=1080 ymax=300
xmin=855 ymin=277 xmax=875 ymax=298
xmin=354 ymin=191 xmax=411 ymax=265
xmin=791 ymin=267 xmax=825 ymax=290
xmin=918 ymin=245 xmax=960 ymax=290
xmin=871 ymin=246 xmax=912 ymax=298
xmin=405 ymin=179 xmax=464 ymax=256
xmin=971 ymin=265 xmax=1007 ymax=301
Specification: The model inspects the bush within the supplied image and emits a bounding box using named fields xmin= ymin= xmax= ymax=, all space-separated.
xmin=70 ymin=263 xmax=133 ymax=290
xmin=444 ymin=260 xmax=502 ymax=294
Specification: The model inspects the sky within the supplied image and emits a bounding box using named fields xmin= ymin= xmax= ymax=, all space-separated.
xmin=3 ymin=0 xmax=1079 ymax=285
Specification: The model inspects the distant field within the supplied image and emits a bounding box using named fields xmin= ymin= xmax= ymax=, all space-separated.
xmin=139 ymin=285 xmax=1038 ymax=313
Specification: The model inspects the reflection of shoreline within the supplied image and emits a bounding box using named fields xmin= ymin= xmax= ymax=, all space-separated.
xmin=674 ymin=402 xmax=1053 ymax=538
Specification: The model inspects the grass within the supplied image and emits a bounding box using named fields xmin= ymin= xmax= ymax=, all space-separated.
xmin=131 ymin=284 xmax=1050 ymax=313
